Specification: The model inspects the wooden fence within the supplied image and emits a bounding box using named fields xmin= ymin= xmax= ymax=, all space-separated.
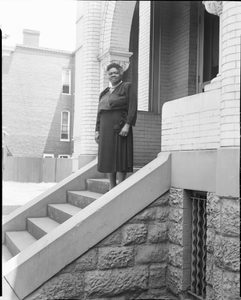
xmin=3 ymin=157 xmax=74 ymax=183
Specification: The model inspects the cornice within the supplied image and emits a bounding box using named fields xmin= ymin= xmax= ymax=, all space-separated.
xmin=2 ymin=45 xmax=16 ymax=57
xmin=16 ymin=44 xmax=75 ymax=56
xmin=98 ymin=49 xmax=133 ymax=62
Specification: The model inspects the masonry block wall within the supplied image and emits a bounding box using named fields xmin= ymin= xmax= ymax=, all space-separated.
xmin=25 ymin=192 xmax=172 ymax=300
xmin=220 ymin=1 xmax=241 ymax=147
xmin=2 ymin=46 xmax=74 ymax=158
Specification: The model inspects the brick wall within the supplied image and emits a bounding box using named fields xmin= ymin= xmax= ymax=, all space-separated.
xmin=188 ymin=1 xmax=198 ymax=96
xmin=25 ymin=192 xmax=172 ymax=300
xmin=133 ymin=111 xmax=162 ymax=166
xmin=161 ymin=89 xmax=221 ymax=151
xmin=220 ymin=1 xmax=241 ymax=147
xmin=168 ymin=1 xmax=194 ymax=101
xmin=2 ymin=46 xmax=74 ymax=158
xmin=160 ymin=2 xmax=171 ymax=108
xmin=206 ymin=192 xmax=240 ymax=299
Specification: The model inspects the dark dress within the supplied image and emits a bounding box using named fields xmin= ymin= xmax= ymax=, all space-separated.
xmin=95 ymin=81 xmax=137 ymax=173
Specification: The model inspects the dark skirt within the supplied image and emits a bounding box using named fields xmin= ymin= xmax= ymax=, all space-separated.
xmin=98 ymin=109 xmax=133 ymax=173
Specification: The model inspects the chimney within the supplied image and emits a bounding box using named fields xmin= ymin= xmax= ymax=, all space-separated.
xmin=23 ymin=29 xmax=40 ymax=47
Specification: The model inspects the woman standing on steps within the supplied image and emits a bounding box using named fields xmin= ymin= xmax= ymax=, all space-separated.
xmin=94 ymin=62 xmax=138 ymax=190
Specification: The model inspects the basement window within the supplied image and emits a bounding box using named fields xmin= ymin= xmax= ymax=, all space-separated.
xmin=188 ymin=191 xmax=207 ymax=300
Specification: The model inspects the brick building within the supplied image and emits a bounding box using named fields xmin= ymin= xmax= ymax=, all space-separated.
xmin=2 ymin=1 xmax=240 ymax=300
xmin=2 ymin=29 xmax=75 ymax=158
xmin=72 ymin=1 xmax=240 ymax=299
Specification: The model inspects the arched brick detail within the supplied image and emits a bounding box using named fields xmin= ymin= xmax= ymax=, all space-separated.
xmin=100 ymin=1 xmax=115 ymax=54
xmin=100 ymin=1 xmax=137 ymax=54
xmin=110 ymin=1 xmax=137 ymax=51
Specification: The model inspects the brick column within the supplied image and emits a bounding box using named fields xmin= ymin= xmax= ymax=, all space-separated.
xmin=220 ymin=1 xmax=241 ymax=147
xmin=74 ymin=1 xmax=102 ymax=165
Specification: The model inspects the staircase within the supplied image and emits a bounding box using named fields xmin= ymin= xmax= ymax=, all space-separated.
xmin=2 ymin=154 xmax=171 ymax=300
xmin=2 ymin=174 xmax=136 ymax=264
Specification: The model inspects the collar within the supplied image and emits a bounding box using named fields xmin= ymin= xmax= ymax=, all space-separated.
xmin=110 ymin=80 xmax=123 ymax=89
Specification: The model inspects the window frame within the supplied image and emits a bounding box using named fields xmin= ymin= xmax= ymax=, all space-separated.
xmin=58 ymin=154 xmax=70 ymax=159
xmin=43 ymin=153 xmax=54 ymax=158
xmin=60 ymin=110 xmax=70 ymax=142
xmin=62 ymin=69 xmax=71 ymax=95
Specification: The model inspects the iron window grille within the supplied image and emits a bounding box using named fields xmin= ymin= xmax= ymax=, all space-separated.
xmin=188 ymin=191 xmax=207 ymax=300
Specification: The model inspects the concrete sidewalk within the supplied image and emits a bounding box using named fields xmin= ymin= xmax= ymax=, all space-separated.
xmin=2 ymin=181 xmax=56 ymax=215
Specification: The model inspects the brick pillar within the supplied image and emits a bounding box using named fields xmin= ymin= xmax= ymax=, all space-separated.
xmin=74 ymin=1 xmax=102 ymax=165
xmin=220 ymin=1 xmax=241 ymax=147
xmin=138 ymin=1 xmax=151 ymax=111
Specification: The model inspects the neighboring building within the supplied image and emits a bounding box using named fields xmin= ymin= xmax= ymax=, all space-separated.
xmin=2 ymin=29 xmax=75 ymax=158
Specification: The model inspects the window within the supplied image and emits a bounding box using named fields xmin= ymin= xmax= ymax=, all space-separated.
xmin=43 ymin=154 xmax=54 ymax=158
xmin=188 ymin=191 xmax=207 ymax=300
xmin=58 ymin=154 xmax=70 ymax=158
xmin=62 ymin=69 xmax=71 ymax=94
xmin=60 ymin=111 xmax=70 ymax=141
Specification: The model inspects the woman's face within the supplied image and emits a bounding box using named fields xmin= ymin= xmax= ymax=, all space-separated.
xmin=108 ymin=67 xmax=122 ymax=86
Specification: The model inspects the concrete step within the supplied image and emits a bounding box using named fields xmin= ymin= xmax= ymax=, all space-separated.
xmin=67 ymin=190 xmax=103 ymax=208
xmin=47 ymin=203 xmax=82 ymax=224
xmin=86 ymin=178 xmax=110 ymax=194
xmin=2 ymin=245 xmax=13 ymax=264
xmin=88 ymin=169 xmax=141 ymax=193
xmin=27 ymin=217 xmax=60 ymax=240
xmin=5 ymin=231 xmax=37 ymax=257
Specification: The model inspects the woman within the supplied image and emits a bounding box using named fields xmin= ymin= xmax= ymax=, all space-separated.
xmin=95 ymin=62 xmax=137 ymax=190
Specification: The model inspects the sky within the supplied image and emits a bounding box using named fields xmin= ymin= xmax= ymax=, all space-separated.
xmin=0 ymin=0 xmax=77 ymax=51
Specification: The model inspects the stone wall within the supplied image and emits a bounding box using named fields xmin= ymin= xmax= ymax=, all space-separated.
xmin=23 ymin=186 xmax=240 ymax=300
xmin=25 ymin=191 xmax=173 ymax=300
xmin=206 ymin=193 xmax=240 ymax=300
xmin=167 ymin=188 xmax=192 ymax=299
xmin=166 ymin=188 xmax=240 ymax=300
